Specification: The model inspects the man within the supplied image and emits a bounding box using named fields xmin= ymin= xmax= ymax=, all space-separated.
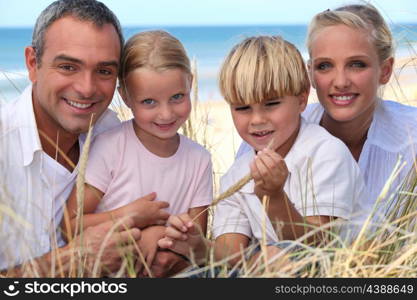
xmin=0 ymin=0 xmax=142 ymax=276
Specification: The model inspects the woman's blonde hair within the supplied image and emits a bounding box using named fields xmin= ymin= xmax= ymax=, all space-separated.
xmin=219 ymin=35 xmax=309 ymax=105
xmin=307 ymin=3 xmax=394 ymax=62
xmin=119 ymin=30 xmax=191 ymax=90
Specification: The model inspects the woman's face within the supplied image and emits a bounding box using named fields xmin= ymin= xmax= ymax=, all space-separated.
xmin=309 ymin=24 xmax=393 ymax=124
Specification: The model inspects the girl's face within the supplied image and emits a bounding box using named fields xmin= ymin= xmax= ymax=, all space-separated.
xmin=122 ymin=68 xmax=191 ymax=147
xmin=309 ymin=24 xmax=393 ymax=124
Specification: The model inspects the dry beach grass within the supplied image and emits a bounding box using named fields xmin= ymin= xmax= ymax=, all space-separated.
xmin=1 ymin=46 xmax=417 ymax=277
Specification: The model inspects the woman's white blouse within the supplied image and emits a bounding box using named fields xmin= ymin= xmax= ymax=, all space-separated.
xmin=303 ymin=100 xmax=417 ymax=216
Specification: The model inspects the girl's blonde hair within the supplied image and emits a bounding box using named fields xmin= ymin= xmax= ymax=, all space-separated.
xmin=307 ymin=3 xmax=394 ymax=62
xmin=119 ymin=30 xmax=191 ymax=90
xmin=219 ymin=35 xmax=309 ymax=105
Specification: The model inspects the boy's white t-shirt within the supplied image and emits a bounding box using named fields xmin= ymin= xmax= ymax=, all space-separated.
xmin=212 ymin=118 xmax=368 ymax=244
xmin=85 ymin=120 xmax=213 ymax=215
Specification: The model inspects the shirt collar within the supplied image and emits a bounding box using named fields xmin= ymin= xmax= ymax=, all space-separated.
xmin=366 ymin=99 xmax=417 ymax=152
xmin=17 ymin=85 xmax=42 ymax=167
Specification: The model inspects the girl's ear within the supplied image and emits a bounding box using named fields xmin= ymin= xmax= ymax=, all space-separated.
xmin=307 ymin=59 xmax=316 ymax=89
xmin=118 ymin=86 xmax=131 ymax=108
xmin=188 ymin=73 xmax=194 ymax=90
xmin=379 ymin=57 xmax=394 ymax=85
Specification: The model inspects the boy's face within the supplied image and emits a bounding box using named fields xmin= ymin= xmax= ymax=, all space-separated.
xmin=230 ymin=94 xmax=308 ymax=157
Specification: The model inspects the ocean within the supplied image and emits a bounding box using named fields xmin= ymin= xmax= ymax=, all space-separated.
xmin=1 ymin=24 xmax=417 ymax=102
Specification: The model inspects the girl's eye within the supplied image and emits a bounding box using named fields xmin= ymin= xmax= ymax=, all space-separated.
xmin=350 ymin=61 xmax=367 ymax=68
xmin=142 ymin=99 xmax=156 ymax=105
xmin=171 ymin=93 xmax=184 ymax=101
xmin=315 ymin=62 xmax=332 ymax=71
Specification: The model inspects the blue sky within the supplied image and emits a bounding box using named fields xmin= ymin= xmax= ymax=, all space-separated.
xmin=0 ymin=0 xmax=416 ymax=27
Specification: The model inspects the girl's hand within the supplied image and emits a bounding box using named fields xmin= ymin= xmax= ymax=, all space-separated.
xmin=250 ymin=149 xmax=288 ymax=200
xmin=136 ymin=225 xmax=166 ymax=276
xmin=158 ymin=214 xmax=206 ymax=260
xmin=119 ymin=193 xmax=170 ymax=228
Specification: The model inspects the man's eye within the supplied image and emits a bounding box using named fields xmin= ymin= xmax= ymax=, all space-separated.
xmin=142 ymin=99 xmax=156 ymax=105
xmin=98 ymin=69 xmax=113 ymax=76
xmin=59 ymin=65 xmax=76 ymax=72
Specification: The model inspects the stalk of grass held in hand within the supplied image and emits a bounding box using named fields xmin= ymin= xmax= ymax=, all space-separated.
xmin=192 ymin=139 xmax=276 ymax=222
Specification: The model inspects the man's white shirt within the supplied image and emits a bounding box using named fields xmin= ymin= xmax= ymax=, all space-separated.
xmin=0 ymin=85 xmax=120 ymax=269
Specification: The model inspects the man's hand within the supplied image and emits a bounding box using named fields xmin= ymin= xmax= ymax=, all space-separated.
xmin=74 ymin=216 xmax=141 ymax=276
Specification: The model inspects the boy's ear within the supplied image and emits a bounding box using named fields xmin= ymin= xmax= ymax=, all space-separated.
xmin=379 ymin=57 xmax=394 ymax=85
xmin=25 ymin=46 xmax=38 ymax=83
xmin=118 ymin=86 xmax=131 ymax=108
xmin=298 ymin=88 xmax=309 ymax=112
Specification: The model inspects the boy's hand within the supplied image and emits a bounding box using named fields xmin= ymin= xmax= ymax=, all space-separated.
xmin=158 ymin=214 xmax=206 ymax=260
xmin=120 ymin=193 xmax=170 ymax=228
xmin=250 ymin=149 xmax=288 ymax=200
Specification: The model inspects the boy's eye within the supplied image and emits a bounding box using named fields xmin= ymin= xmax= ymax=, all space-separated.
xmin=315 ymin=62 xmax=332 ymax=71
xmin=234 ymin=105 xmax=250 ymax=111
xmin=142 ymin=99 xmax=156 ymax=105
xmin=265 ymin=101 xmax=281 ymax=107
xmin=171 ymin=93 xmax=184 ymax=101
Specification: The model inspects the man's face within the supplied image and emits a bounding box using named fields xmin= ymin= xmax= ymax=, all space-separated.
xmin=26 ymin=16 xmax=121 ymax=136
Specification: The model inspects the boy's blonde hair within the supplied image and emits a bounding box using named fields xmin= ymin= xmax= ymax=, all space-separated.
xmin=307 ymin=4 xmax=393 ymax=62
xmin=219 ymin=35 xmax=309 ymax=105
xmin=119 ymin=30 xmax=191 ymax=90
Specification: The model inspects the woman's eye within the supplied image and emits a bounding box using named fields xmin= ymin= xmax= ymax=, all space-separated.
xmin=350 ymin=61 xmax=367 ymax=68
xmin=142 ymin=99 xmax=156 ymax=105
xmin=171 ymin=93 xmax=184 ymax=101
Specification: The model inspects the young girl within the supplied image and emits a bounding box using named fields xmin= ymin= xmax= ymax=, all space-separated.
xmin=63 ymin=30 xmax=213 ymax=275
xmin=237 ymin=4 xmax=417 ymax=224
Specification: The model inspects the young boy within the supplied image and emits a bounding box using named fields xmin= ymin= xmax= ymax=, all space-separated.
xmin=211 ymin=35 xmax=368 ymax=265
